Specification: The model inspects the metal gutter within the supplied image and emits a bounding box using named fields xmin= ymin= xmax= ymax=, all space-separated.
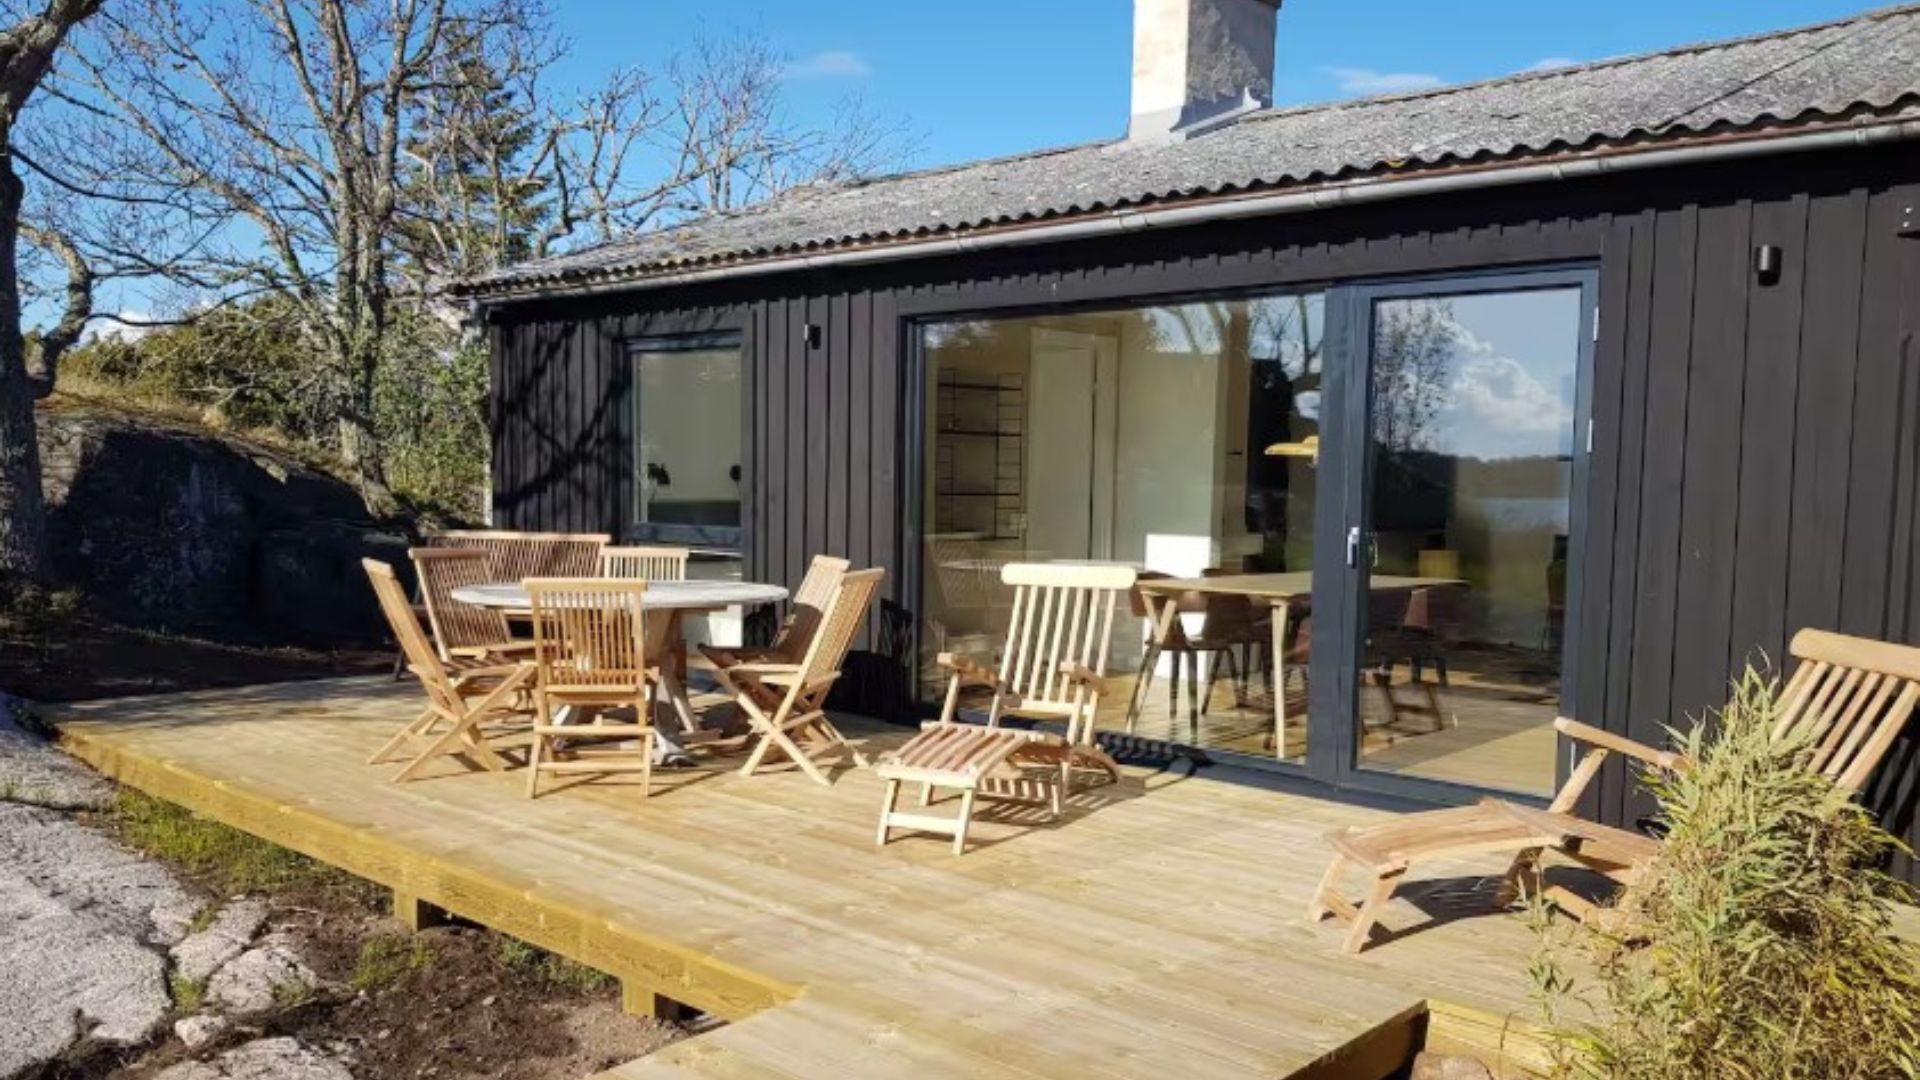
xmin=470 ymin=116 xmax=1920 ymax=306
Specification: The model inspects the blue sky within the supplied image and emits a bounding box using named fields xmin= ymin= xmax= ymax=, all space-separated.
xmin=566 ymin=0 xmax=1879 ymax=171
xmin=56 ymin=0 xmax=1876 ymax=330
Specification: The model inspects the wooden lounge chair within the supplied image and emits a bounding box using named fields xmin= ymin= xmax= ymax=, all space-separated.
xmin=1310 ymin=628 xmax=1920 ymax=953
xmin=362 ymin=559 xmax=534 ymax=782
xmin=523 ymin=579 xmax=665 ymax=798
xmin=695 ymin=554 xmax=850 ymax=671
xmin=710 ymin=567 xmax=884 ymax=785
xmin=411 ymin=547 xmax=539 ymax=662
xmin=875 ymin=562 xmax=1130 ymax=854
xmin=434 ymin=529 xmax=609 ymax=580
xmin=599 ymin=545 xmax=690 ymax=580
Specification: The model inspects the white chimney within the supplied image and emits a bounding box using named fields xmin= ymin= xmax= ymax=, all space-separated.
xmin=1128 ymin=0 xmax=1280 ymax=142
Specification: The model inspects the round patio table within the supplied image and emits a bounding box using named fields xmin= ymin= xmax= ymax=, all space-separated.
xmin=452 ymin=579 xmax=788 ymax=760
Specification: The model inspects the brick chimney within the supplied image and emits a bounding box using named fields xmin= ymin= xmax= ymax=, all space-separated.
xmin=1128 ymin=0 xmax=1280 ymax=142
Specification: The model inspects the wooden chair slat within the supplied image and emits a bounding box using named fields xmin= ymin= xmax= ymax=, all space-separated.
xmin=411 ymin=548 xmax=520 ymax=662
xmin=433 ymin=530 xmax=610 ymax=582
xmin=522 ymin=578 xmax=659 ymax=799
xmin=600 ymin=545 xmax=690 ymax=581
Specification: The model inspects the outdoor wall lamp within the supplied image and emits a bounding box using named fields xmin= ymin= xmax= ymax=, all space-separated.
xmin=1754 ymin=243 xmax=1783 ymax=286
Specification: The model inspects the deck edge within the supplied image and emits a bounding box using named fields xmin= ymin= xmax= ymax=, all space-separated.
xmin=54 ymin=718 xmax=802 ymax=1023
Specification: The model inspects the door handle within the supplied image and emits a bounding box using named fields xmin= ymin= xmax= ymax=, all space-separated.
xmin=1345 ymin=526 xmax=1379 ymax=570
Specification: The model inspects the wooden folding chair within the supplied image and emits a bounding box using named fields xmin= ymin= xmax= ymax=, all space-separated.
xmin=599 ymin=545 xmax=691 ymax=580
xmin=362 ymin=559 xmax=534 ymax=782
xmin=411 ymin=547 xmax=538 ymax=662
xmin=695 ymin=554 xmax=850 ymax=671
xmin=1310 ymin=628 xmax=1920 ymax=953
xmin=710 ymin=567 xmax=884 ymax=785
xmin=875 ymin=562 xmax=1131 ymax=854
xmin=523 ymin=579 xmax=665 ymax=799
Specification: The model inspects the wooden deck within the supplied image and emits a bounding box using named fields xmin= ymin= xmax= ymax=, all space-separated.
xmin=52 ymin=678 xmax=1575 ymax=1080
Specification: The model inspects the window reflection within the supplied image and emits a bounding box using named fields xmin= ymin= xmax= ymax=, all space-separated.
xmin=1360 ymin=289 xmax=1582 ymax=797
xmin=921 ymin=294 xmax=1324 ymax=760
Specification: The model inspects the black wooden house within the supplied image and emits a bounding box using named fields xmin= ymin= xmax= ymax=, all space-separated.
xmin=459 ymin=2 xmax=1920 ymax=868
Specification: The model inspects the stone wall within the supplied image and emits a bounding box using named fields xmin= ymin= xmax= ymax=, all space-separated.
xmin=37 ymin=405 xmax=410 ymax=643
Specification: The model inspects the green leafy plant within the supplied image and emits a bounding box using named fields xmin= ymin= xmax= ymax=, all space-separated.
xmin=1539 ymin=667 xmax=1920 ymax=1079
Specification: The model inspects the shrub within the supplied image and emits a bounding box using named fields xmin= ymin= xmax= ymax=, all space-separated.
xmin=1540 ymin=668 xmax=1920 ymax=1080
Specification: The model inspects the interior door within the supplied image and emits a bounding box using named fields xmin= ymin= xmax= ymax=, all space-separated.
xmin=1316 ymin=269 xmax=1597 ymax=803
xmin=1026 ymin=329 xmax=1118 ymax=560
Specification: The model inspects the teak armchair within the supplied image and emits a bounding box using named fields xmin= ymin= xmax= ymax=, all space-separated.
xmin=599 ymin=545 xmax=691 ymax=580
xmin=1310 ymin=628 xmax=1920 ymax=953
xmin=363 ymin=559 xmax=534 ymax=782
xmin=522 ymin=579 xmax=665 ymax=798
xmin=411 ymin=547 xmax=537 ymax=662
xmin=875 ymin=562 xmax=1131 ymax=854
xmin=710 ymin=567 xmax=883 ymax=785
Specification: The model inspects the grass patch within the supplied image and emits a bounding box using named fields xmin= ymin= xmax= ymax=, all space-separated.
xmin=108 ymin=789 xmax=379 ymax=906
xmin=271 ymin=979 xmax=315 ymax=1010
xmin=496 ymin=934 xmax=615 ymax=993
xmin=352 ymin=935 xmax=436 ymax=993
xmin=185 ymin=904 xmax=218 ymax=935
xmin=169 ymin=973 xmax=206 ymax=1014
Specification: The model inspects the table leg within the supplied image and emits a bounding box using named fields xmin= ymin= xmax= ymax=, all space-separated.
xmin=1125 ymin=595 xmax=1180 ymax=734
xmin=1271 ymin=599 xmax=1290 ymax=761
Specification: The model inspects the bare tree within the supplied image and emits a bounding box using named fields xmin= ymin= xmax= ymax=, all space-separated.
xmin=29 ymin=2 xmax=904 ymax=511
xmin=0 ymin=0 xmax=103 ymax=585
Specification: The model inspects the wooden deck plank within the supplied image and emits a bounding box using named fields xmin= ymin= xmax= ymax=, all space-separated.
xmin=51 ymin=677 xmax=1572 ymax=1079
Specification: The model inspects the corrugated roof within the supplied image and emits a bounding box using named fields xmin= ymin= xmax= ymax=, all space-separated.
xmin=465 ymin=3 xmax=1920 ymax=298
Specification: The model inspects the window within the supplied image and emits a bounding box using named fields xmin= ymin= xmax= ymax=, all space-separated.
xmin=630 ymin=335 xmax=743 ymax=548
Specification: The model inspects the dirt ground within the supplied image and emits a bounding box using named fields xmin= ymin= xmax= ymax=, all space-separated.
xmin=0 ymin=607 xmax=389 ymax=703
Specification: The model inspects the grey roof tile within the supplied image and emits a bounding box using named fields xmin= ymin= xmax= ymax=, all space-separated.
xmin=467 ymin=3 xmax=1920 ymax=296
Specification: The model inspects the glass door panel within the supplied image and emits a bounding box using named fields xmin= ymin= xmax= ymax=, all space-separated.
xmin=918 ymin=294 xmax=1325 ymax=761
xmin=1353 ymin=283 xmax=1589 ymax=798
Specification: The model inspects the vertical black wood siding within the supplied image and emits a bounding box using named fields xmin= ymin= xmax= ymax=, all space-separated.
xmin=489 ymin=147 xmax=1920 ymax=874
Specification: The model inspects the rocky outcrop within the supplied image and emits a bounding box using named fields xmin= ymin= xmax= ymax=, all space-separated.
xmin=171 ymin=898 xmax=270 ymax=984
xmin=0 ymin=802 xmax=199 ymax=1078
xmin=0 ymin=690 xmax=114 ymax=810
xmin=205 ymin=931 xmax=321 ymax=1014
xmin=152 ymin=1037 xmax=353 ymax=1080
xmin=37 ymin=404 xmax=412 ymax=643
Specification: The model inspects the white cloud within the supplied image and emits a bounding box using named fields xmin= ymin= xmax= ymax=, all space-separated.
xmin=1449 ymin=352 xmax=1570 ymax=438
xmin=1520 ymin=56 xmax=1577 ymax=73
xmin=783 ymin=50 xmax=871 ymax=80
xmin=1323 ymin=66 xmax=1447 ymax=96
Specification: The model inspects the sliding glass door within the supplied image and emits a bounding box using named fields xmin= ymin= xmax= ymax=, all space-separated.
xmin=909 ymin=266 xmax=1595 ymax=804
xmin=1320 ymin=269 xmax=1596 ymax=799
